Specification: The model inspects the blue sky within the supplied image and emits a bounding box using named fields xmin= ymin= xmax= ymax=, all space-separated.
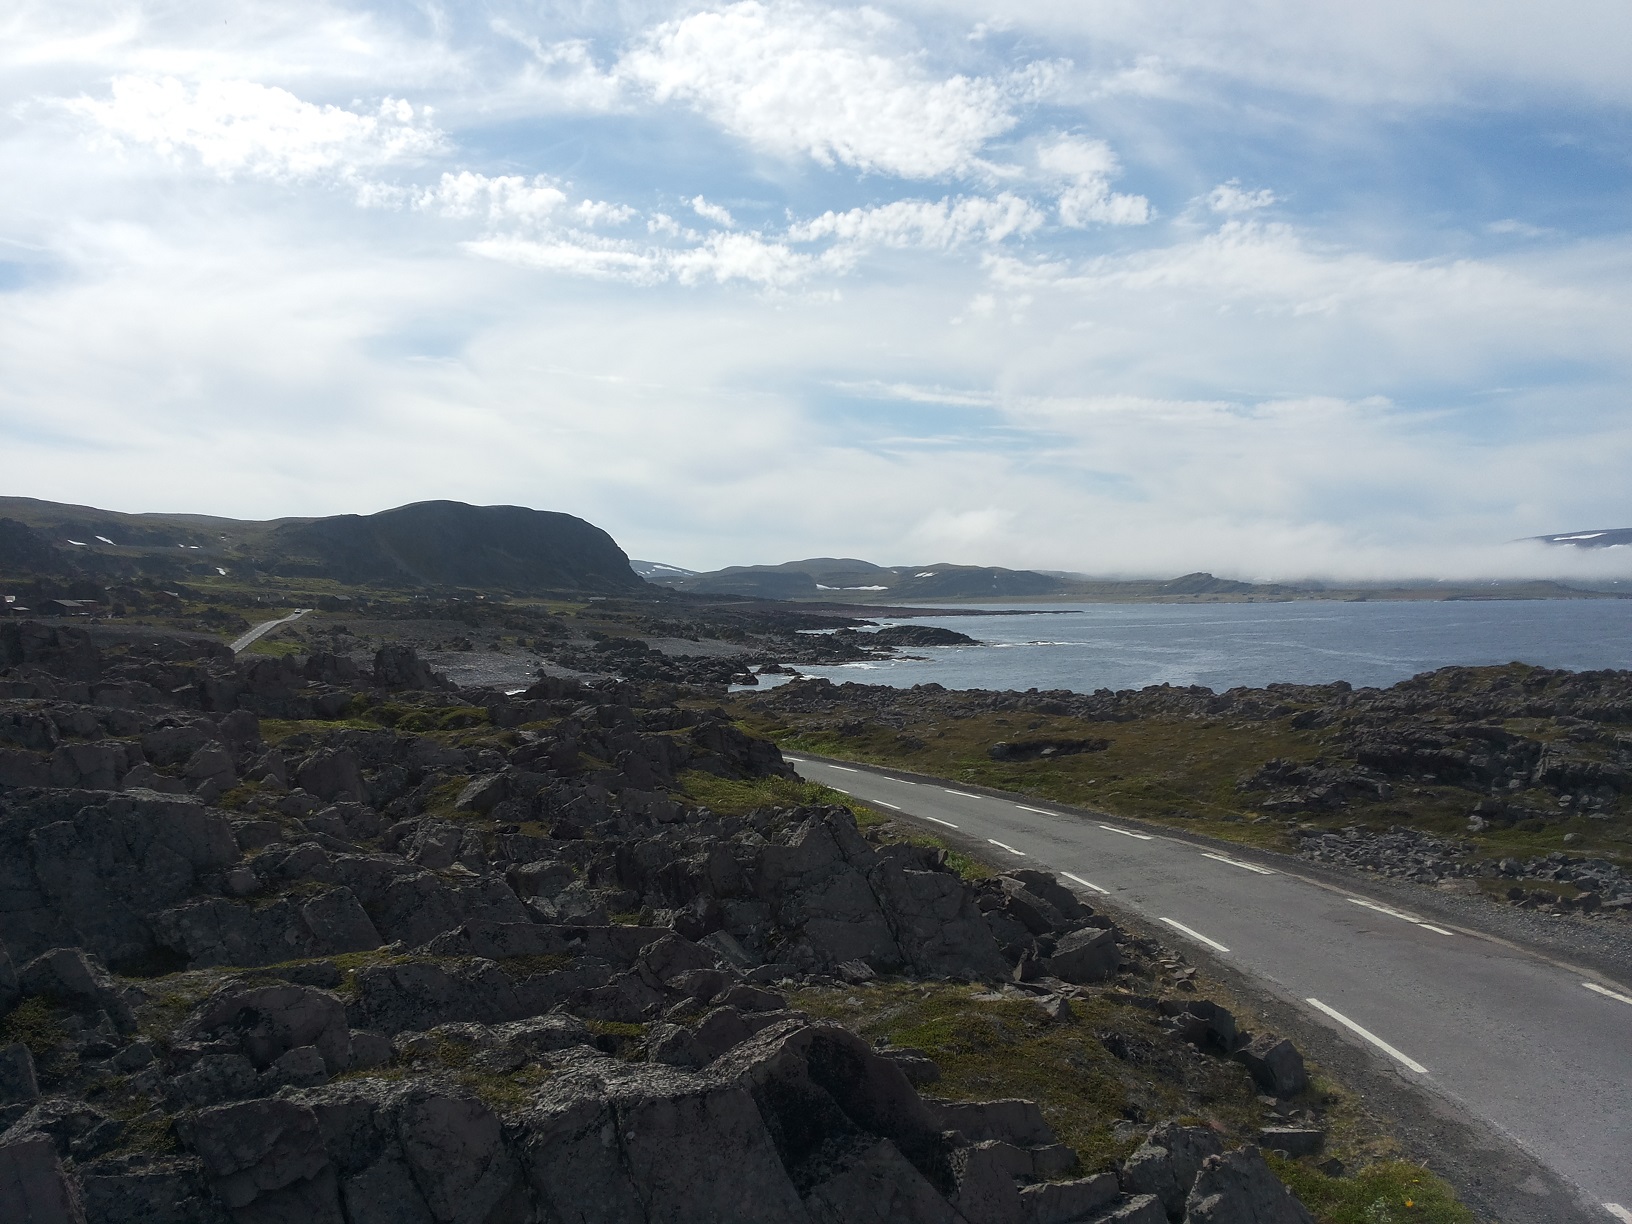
xmin=2 ymin=0 xmax=1630 ymax=579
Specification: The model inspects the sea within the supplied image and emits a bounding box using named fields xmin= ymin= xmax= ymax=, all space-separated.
xmin=775 ymin=599 xmax=1632 ymax=695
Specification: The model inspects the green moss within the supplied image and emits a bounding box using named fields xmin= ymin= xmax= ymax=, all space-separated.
xmin=1269 ymin=1156 xmax=1473 ymax=1224
xmin=0 ymin=997 xmax=75 ymax=1080
xmin=678 ymin=770 xmax=866 ymax=817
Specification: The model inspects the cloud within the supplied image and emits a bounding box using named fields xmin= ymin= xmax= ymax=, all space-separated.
xmin=788 ymin=193 xmax=1043 ymax=249
xmin=68 ymin=76 xmax=442 ymax=182
xmin=417 ymin=171 xmax=567 ymax=225
xmin=617 ymin=1 xmax=1035 ymax=178
xmin=1207 ymin=180 xmax=1276 ymax=214
xmin=1035 ymin=135 xmax=1151 ymax=227
xmin=690 ymin=195 xmax=735 ymax=227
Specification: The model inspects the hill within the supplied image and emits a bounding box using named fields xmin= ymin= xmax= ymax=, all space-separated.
xmin=0 ymin=497 xmax=645 ymax=595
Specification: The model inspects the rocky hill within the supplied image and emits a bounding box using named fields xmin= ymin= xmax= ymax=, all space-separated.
xmin=0 ymin=620 xmax=1334 ymax=1223
xmin=0 ymin=498 xmax=646 ymax=596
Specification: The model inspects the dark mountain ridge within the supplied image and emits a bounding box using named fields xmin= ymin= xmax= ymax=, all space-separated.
xmin=0 ymin=497 xmax=645 ymax=595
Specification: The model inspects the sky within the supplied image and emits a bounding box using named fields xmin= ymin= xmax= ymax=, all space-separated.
xmin=3 ymin=1 xmax=1631 ymax=581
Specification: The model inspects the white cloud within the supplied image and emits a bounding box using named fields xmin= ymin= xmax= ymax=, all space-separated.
xmin=417 ymin=171 xmax=567 ymax=226
xmin=788 ymin=193 xmax=1043 ymax=249
xmin=618 ymin=1 xmax=1033 ymax=178
xmin=68 ymin=76 xmax=442 ymax=182
xmin=1207 ymin=180 xmax=1276 ymax=214
xmin=1035 ymin=135 xmax=1150 ymax=227
xmin=690 ymin=195 xmax=736 ymax=227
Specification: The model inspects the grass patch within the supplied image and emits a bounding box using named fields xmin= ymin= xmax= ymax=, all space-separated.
xmin=0 ymin=997 xmax=75 ymax=1082
xmin=678 ymin=770 xmax=868 ymax=817
xmin=1270 ymin=1155 xmax=1474 ymax=1224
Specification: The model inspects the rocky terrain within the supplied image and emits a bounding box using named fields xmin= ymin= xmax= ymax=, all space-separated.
xmin=0 ymin=619 xmax=1353 ymax=1224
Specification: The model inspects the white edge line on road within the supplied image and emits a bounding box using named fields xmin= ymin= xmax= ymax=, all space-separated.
xmin=1305 ymin=998 xmax=1428 ymax=1074
xmin=1603 ymin=1203 xmax=1632 ymax=1223
xmin=1347 ymin=896 xmax=1455 ymax=936
xmin=944 ymin=790 xmax=979 ymax=798
xmin=987 ymin=838 xmax=1026 ymax=856
xmin=1583 ymin=981 xmax=1632 ymax=1007
xmin=1158 ymin=917 xmax=1229 ymax=954
xmin=1061 ymin=871 xmax=1108 ymax=894
xmin=925 ymin=816 xmax=958 ymax=829
xmin=829 ymin=765 xmax=857 ymax=773
xmin=874 ymin=801 xmax=900 ymax=810
xmin=1016 ymin=805 xmax=1051 ymax=815
xmin=1100 ymin=824 xmax=1154 ymax=841
xmin=1201 ymin=852 xmax=1275 ymax=875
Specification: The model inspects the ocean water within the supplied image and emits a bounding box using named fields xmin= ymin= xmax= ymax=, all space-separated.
xmin=785 ymin=599 xmax=1632 ymax=694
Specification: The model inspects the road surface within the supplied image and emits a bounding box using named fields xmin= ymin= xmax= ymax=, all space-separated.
xmin=785 ymin=753 xmax=1632 ymax=1222
xmin=230 ymin=609 xmax=309 ymax=653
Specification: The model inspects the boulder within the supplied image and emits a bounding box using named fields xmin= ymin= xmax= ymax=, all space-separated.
xmin=0 ymin=1133 xmax=86 ymax=1224
xmin=1120 ymin=1122 xmax=1224 ymax=1220
xmin=1047 ymin=928 xmax=1120 ymax=984
xmin=1018 ymin=1173 xmax=1118 ymax=1224
xmin=295 ymin=749 xmax=365 ymax=804
xmin=804 ymin=1137 xmax=962 ymax=1224
xmin=181 ymin=1098 xmax=343 ymax=1222
xmin=181 ymin=983 xmax=353 ymax=1073
xmin=18 ymin=948 xmax=136 ymax=1032
xmin=1182 ymin=1147 xmax=1317 ymax=1224
xmin=0 ymin=1043 xmax=40 ymax=1106
xmin=1234 ymin=1035 xmax=1307 ymax=1098
xmin=927 ymin=1098 xmax=1057 ymax=1149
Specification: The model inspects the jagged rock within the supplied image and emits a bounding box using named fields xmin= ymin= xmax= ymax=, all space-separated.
xmin=0 ymin=943 xmax=18 ymax=1016
xmin=0 ymin=791 xmax=238 ymax=968
xmin=1048 ymin=927 xmax=1120 ymax=984
xmin=1020 ymin=1173 xmax=1119 ymax=1224
xmin=1182 ymin=1147 xmax=1317 ymax=1224
xmin=0 ymin=1133 xmax=86 ymax=1224
xmin=181 ymin=983 xmax=353 ymax=1073
xmin=1121 ymin=1122 xmax=1224 ymax=1220
xmin=18 ymin=948 xmax=136 ymax=1032
xmin=294 ymin=749 xmax=365 ymax=804
xmin=77 ymin=1152 xmax=232 ymax=1224
xmin=180 ymin=1098 xmax=341 ymax=1222
xmin=927 ymin=1098 xmax=1057 ymax=1148
xmin=1234 ymin=1035 xmax=1307 ymax=1098
xmin=0 ymin=1044 xmax=40 ymax=1107
xmin=949 ymin=1138 xmax=1026 ymax=1223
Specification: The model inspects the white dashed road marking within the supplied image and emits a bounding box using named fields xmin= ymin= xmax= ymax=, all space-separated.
xmin=987 ymin=839 xmax=1026 ymax=856
xmin=1062 ymin=872 xmax=1108 ymax=894
xmin=829 ymin=765 xmax=857 ymax=773
xmin=1602 ymin=1203 xmax=1632 ymax=1223
xmin=1159 ymin=917 xmax=1230 ymax=954
xmin=1016 ymin=805 xmax=1052 ymax=815
xmin=1347 ymin=897 xmax=1454 ymax=936
xmin=1305 ymin=998 xmax=1428 ymax=1074
xmin=925 ymin=816 xmax=959 ymax=829
xmin=1201 ymin=852 xmax=1275 ymax=875
xmin=875 ymin=801 xmax=900 ymax=810
xmin=1583 ymin=981 xmax=1632 ymax=1007
xmin=1100 ymin=824 xmax=1153 ymax=841
xmin=944 ymin=790 xmax=980 ymax=798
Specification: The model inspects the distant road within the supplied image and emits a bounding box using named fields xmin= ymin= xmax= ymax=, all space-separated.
xmin=230 ymin=608 xmax=309 ymax=653
xmin=786 ymin=753 xmax=1632 ymax=1223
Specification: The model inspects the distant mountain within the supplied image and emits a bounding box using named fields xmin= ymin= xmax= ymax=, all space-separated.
xmin=629 ymin=560 xmax=698 ymax=580
xmin=649 ymin=557 xmax=1077 ymax=600
xmin=1533 ymin=528 xmax=1632 ymax=549
xmin=0 ymin=497 xmax=646 ymax=595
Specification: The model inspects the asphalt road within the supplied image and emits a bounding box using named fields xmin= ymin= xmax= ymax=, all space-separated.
xmin=785 ymin=753 xmax=1632 ymax=1222
xmin=230 ymin=608 xmax=309 ymax=653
